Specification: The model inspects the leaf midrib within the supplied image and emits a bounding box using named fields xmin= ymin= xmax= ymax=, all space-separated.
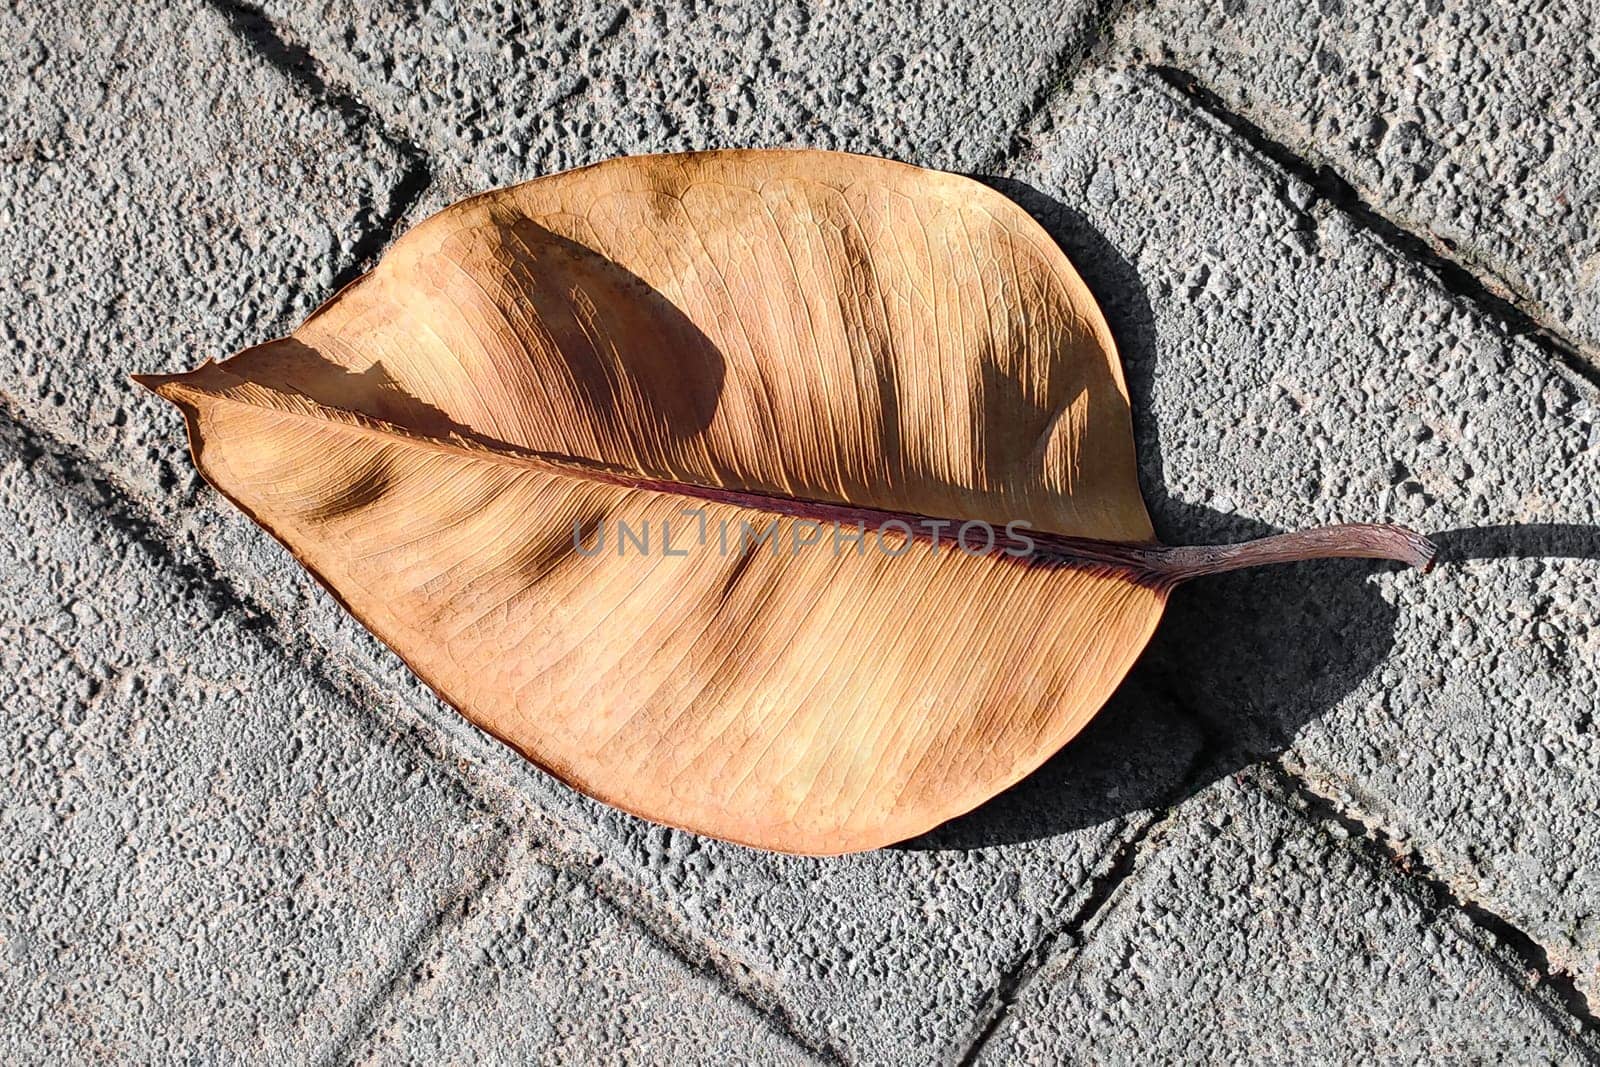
xmin=149 ymin=369 xmax=1168 ymax=579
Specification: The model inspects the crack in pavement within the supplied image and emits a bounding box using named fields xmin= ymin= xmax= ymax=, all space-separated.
xmin=1148 ymin=62 xmax=1600 ymax=390
xmin=1271 ymin=758 xmax=1600 ymax=1052
xmin=205 ymin=0 xmax=434 ymax=290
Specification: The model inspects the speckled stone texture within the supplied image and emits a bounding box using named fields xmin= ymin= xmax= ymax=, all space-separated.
xmin=0 ymin=0 xmax=407 ymax=498
xmin=357 ymin=846 xmax=823 ymax=1065
xmin=1000 ymin=65 xmax=1600 ymax=1006
xmin=4 ymin=0 xmax=1600 ymax=1060
xmin=1125 ymin=0 xmax=1600 ymax=355
xmin=260 ymin=0 xmax=1111 ymax=185
xmin=0 ymin=423 xmax=509 ymax=1061
xmin=978 ymin=772 xmax=1594 ymax=1063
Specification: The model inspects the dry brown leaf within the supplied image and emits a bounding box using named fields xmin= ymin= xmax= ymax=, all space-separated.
xmin=137 ymin=149 xmax=1434 ymax=854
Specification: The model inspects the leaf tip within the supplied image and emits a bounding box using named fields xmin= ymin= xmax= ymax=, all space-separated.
xmin=132 ymin=362 xmax=214 ymax=401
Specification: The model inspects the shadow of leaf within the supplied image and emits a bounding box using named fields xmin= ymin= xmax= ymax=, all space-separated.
xmin=906 ymin=177 xmax=1600 ymax=851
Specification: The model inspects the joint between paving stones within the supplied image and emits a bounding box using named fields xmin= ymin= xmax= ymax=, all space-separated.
xmin=0 ymin=396 xmax=838 ymax=1064
xmin=1146 ymin=62 xmax=1600 ymax=389
xmin=204 ymin=0 xmax=435 ymax=288
xmin=952 ymin=700 xmax=1226 ymax=1067
xmin=975 ymin=0 xmax=1146 ymax=175
xmin=0 ymin=395 xmax=505 ymax=820
xmin=533 ymin=843 xmax=855 ymax=1065
xmin=342 ymin=821 xmax=850 ymax=1065
xmin=1264 ymin=758 xmax=1600 ymax=1052
xmin=301 ymin=674 xmax=851 ymax=1062
xmin=336 ymin=155 xmax=434 ymax=291
xmin=317 ymin=826 xmax=521 ymax=1066
xmin=950 ymin=811 xmax=1167 ymax=1067
xmin=1145 ymin=658 xmax=1600 ymax=1049
xmin=524 ymin=832 xmax=848 ymax=1062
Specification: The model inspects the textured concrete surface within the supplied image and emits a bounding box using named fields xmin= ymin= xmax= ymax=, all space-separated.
xmin=1126 ymin=0 xmax=1600 ymax=356
xmin=261 ymin=0 xmax=1110 ymax=186
xmin=4 ymin=0 xmax=1600 ymax=1061
xmin=0 ymin=0 xmax=407 ymax=498
xmin=1000 ymin=65 xmax=1600 ymax=1006
xmin=979 ymin=772 xmax=1594 ymax=1062
xmin=358 ymin=844 xmax=822 ymax=1065
xmin=0 ymin=425 xmax=509 ymax=1061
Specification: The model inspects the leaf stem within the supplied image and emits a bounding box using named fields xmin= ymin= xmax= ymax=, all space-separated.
xmin=1034 ymin=523 xmax=1437 ymax=584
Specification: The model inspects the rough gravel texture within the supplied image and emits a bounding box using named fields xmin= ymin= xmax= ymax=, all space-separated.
xmin=1126 ymin=0 xmax=1600 ymax=356
xmin=4 ymin=0 xmax=1599 ymax=1061
xmin=978 ymin=772 xmax=1594 ymax=1063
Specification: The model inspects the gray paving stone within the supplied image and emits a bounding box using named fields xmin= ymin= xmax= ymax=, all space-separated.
xmin=1000 ymin=66 xmax=1600 ymax=1003
xmin=263 ymin=0 xmax=1110 ymax=185
xmin=978 ymin=772 xmax=1593 ymax=1063
xmin=1124 ymin=0 xmax=1600 ymax=355
xmin=0 ymin=425 xmax=509 ymax=1063
xmin=217 ymin=613 xmax=1202 ymax=1062
xmin=358 ymin=844 xmax=822 ymax=1066
xmin=0 ymin=0 xmax=407 ymax=499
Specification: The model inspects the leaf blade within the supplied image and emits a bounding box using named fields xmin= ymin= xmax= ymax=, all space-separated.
xmin=143 ymin=149 xmax=1166 ymax=853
